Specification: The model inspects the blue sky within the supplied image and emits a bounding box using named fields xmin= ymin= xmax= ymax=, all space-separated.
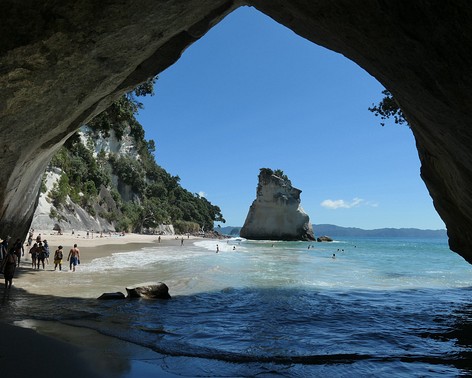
xmin=136 ymin=6 xmax=445 ymax=230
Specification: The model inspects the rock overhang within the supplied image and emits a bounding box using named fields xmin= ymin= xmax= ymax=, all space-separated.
xmin=1 ymin=1 xmax=472 ymax=262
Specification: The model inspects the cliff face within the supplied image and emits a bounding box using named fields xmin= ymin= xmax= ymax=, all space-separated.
xmin=32 ymin=170 xmax=116 ymax=233
xmin=240 ymin=170 xmax=315 ymax=241
xmin=31 ymin=127 xmax=134 ymax=233
xmin=3 ymin=2 xmax=472 ymax=262
xmin=31 ymin=120 xmax=222 ymax=234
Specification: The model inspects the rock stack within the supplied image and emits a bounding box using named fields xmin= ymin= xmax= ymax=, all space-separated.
xmin=240 ymin=169 xmax=315 ymax=241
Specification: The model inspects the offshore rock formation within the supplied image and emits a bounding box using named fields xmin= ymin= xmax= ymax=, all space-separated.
xmin=3 ymin=2 xmax=472 ymax=262
xmin=240 ymin=169 xmax=315 ymax=241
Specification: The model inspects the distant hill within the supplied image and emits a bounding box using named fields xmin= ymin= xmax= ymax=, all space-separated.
xmin=313 ymin=224 xmax=447 ymax=238
xmin=218 ymin=224 xmax=447 ymax=239
xmin=217 ymin=226 xmax=242 ymax=236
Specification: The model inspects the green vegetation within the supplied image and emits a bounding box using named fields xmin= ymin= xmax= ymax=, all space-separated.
xmin=368 ymin=89 xmax=408 ymax=127
xmin=48 ymin=77 xmax=225 ymax=233
xmin=173 ymin=220 xmax=200 ymax=234
xmin=260 ymin=168 xmax=289 ymax=182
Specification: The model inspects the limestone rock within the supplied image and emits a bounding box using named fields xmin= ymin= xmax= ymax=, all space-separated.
xmin=32 ymin=172 xmax=116 ymax=233
xmin=126 ymin=282 xmax=171 ymax=299
xmin=240 ymin=169 xmax=315 ymax=241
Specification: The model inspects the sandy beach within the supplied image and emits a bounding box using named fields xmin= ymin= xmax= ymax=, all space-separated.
xmin=0 ymin=230 xmax=197 ymax=378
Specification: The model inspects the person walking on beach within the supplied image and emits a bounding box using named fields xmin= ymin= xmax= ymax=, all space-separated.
xmin=36 ymin=241 xmax=47 ymax=269
xmin=1 ymin=237 xmax=9 ymax=260
xmin=54 ymin=246 xmax=64 ymax=271
xmin=67 ymin=244 xmax=80 ymax=272
xmin=13 ymin=238 xmax=24 ymax=267
xmin=29 ymin=243 xmax=39 ymax=268
xmin=1 ymin=249 xmax=17 ymax=289
xmin=27 ymin=230 xmax=33 ymax=246
xmin=43 ymin=239 xmax=50 ymax=265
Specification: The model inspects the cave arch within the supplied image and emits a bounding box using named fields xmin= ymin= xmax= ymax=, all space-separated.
xmin=1 ymin=1 xmax=472 ymax=262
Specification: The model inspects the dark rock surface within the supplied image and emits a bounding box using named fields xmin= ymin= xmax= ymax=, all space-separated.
xmin=0 ymin=0 xmax=238 ymax=243
xmin=97 ymin=292 xmax=126 ymax=300
xmin=2 ymin=2 xmax=472 ymax=262
xmin=126 ymin=282 xmax=171 ymax=299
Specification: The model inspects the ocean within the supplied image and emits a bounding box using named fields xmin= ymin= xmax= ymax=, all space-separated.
xmin=3 ymin=237 xmax=472 ymax=377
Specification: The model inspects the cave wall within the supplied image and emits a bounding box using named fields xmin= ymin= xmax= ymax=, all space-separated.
xmin=2 ymin=1 xmax=472 ymax=262
xmin=0 ymin=0 xmax=239 ymax=241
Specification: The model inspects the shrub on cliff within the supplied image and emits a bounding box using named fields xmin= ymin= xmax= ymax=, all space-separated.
xmin=369 ymin=89 xmax=408 ymax=127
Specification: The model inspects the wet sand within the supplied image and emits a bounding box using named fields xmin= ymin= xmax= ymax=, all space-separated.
xmin=0 ymin=231 xmax=196 ymax=377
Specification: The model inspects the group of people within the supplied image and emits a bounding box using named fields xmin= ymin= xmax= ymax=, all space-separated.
xmin=28 ymin=235 xmax=80 ymax=272
xmin=1 ymin=230 xmax=82 ymax=289
xmin=28 ymin=236 xmax=50 ymax=270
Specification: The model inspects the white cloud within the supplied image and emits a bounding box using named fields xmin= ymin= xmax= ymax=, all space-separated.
xmin=198 ymin=191 xmax=206 ymax=198
xmin=320 ymin=197 xmax=377 ymax=209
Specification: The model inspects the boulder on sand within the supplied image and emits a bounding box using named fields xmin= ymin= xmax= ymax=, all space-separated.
xmin=97 ymin=292 xmax=126 ymax=300
xmin=126 ymin=282 xmax=171 ymax=299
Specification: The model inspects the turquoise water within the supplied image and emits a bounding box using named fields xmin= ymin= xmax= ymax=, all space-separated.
xmin=4 ymin=237 xmax=472 ymax=377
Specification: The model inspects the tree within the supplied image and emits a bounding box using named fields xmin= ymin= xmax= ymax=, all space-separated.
xmin=147 ymin=139 xmax=156 ymax=155
xmin=260 ymin=168 xmax=289 ymax=182
xmin=273 ymin=169 xmax=289 ymax=182
xmin=49 ymin=174 xmax=70 ymax=208
xmin=368 ymin=89 xmax=408 ymax=127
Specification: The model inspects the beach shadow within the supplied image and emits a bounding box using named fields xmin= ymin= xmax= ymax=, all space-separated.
xmin=1 ymin=284 xmax=472 ymax=376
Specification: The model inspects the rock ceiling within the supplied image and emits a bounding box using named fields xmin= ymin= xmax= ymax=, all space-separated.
xmin=2 ymin=1 xmax=472 ymax=262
